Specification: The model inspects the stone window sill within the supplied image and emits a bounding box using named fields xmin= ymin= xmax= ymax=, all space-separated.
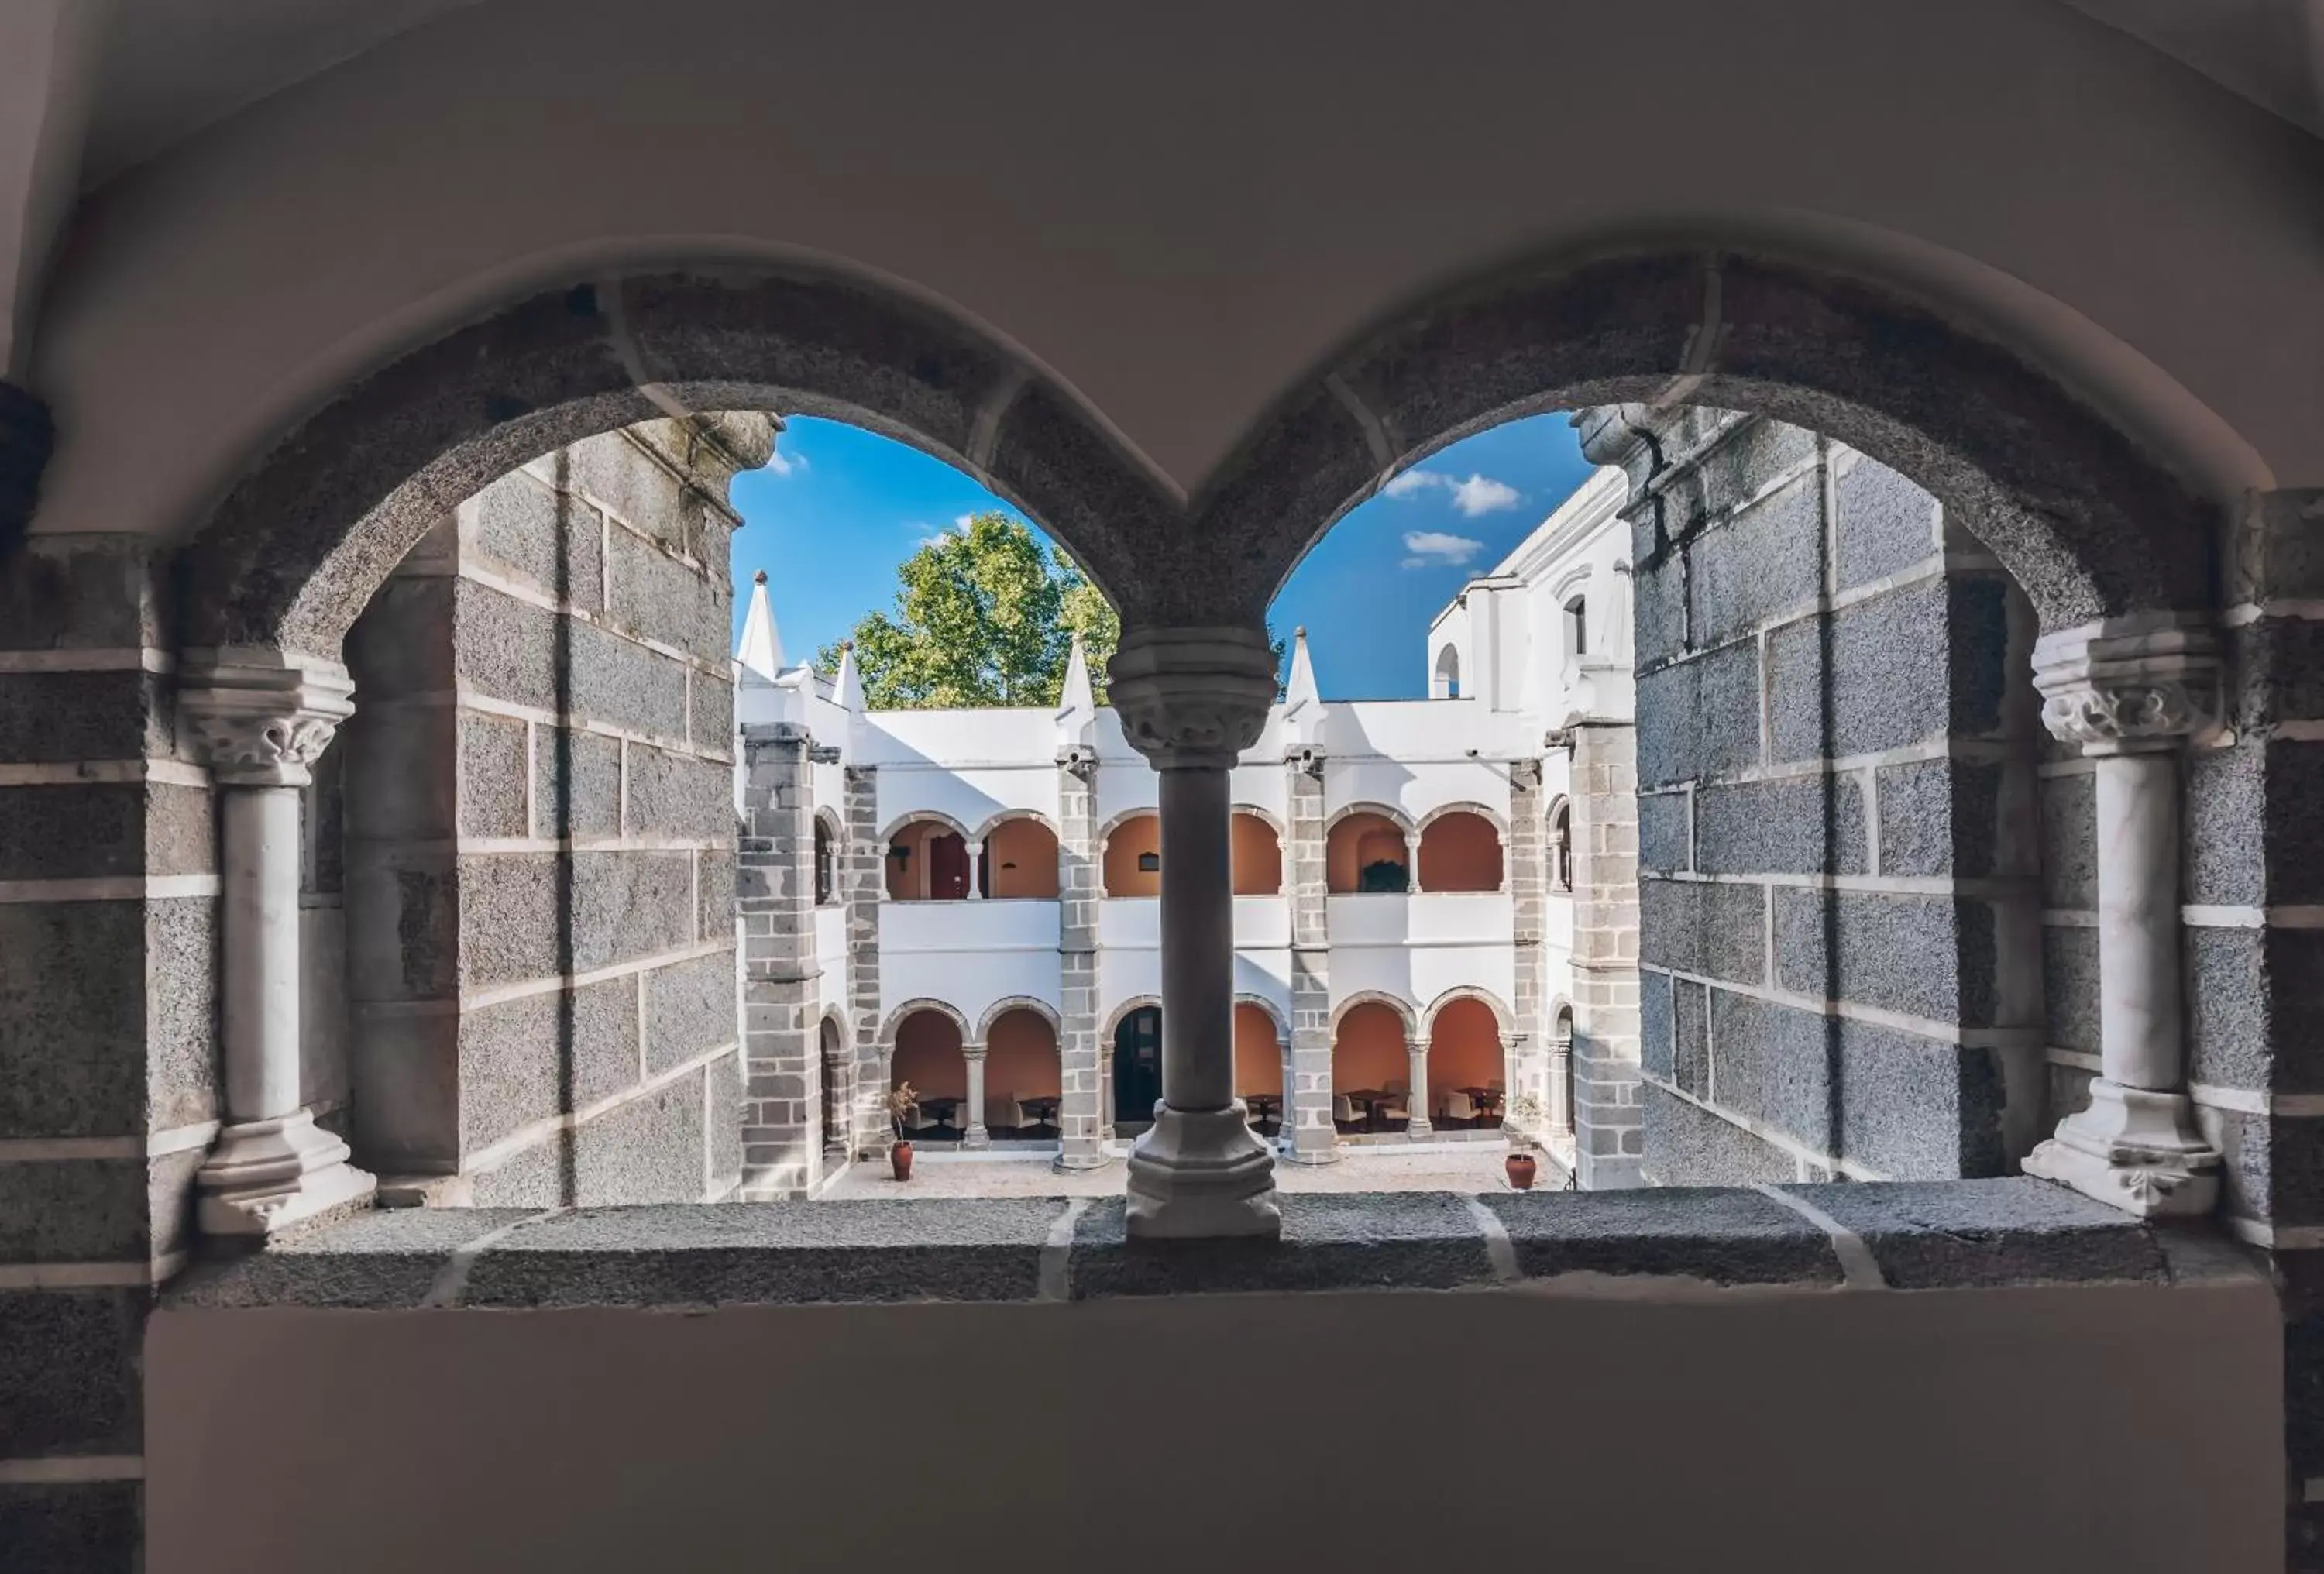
xmin=167 ymin=1179 xmax=2247 ymax=1313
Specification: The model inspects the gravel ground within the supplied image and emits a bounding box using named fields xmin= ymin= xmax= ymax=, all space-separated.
xmin=816 ymin=1143 xmax=1569 ymax=1201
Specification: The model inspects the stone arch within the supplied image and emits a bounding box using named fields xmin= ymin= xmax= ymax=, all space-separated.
xmin=1196 ymin=246 xmax=2217 ymax=634
xmin=1432 ymin=643 xmax=1461 ymax=699
xmin=1233 ymin=992 xmax=1291 ymax=1045
xmin=1329 ymin=990 xmax=1418 ymax=1036
xmin=1229 ymin=802 xmax=1286 ymax=839
xmin=1098 ymin=808 xmax=1163 ymax=898
xmin=1096 ymin=806 xmax=1161 ymax=844
xmin=881 ymin=809 xmax=973 ymax=844
xmin=1421 ymin=985 xmax=1514 ymax=1037
xmin=1415 ymin=800 xmax=1508 ymax=836
xmin=1101 ymin=994 xmax=1165 ymax=1041
xmin=181 ymin=267 xmax=1173 ymax=659
xmin=976 ymin=995 xmax=1063 ymax=1042
xmin=1325 ymin=800 xmax=1413 ymax=833
xmin=973 ymin=807 xmax=1061 ymax=844
xmin=878 ymin=997 xmax=973 ymax=1049
xmin=1547 ymin=796 xmax=1573 ymax=892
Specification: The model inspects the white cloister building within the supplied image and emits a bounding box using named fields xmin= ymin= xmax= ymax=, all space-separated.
xmin=730 ymin=456 xmax=1638 ymax=1198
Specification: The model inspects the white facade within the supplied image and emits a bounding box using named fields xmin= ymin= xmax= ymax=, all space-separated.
xmin=734 ymin=462 xmax=1635 ymax=1179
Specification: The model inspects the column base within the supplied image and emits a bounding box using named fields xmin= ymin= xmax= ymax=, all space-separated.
xmin=1125 ymin=1103 xmax=1281 ymax=1239
xmin=1406 ymin=1117 xmax=1434 ymax=1139
xmin=197 ymin=1111 xmax=377 ymax=1238
xmin=964 ymin=1126 xmax=991 ymax=1150
xmin=2021 ymin=1081 xmax=2221 ymax=1219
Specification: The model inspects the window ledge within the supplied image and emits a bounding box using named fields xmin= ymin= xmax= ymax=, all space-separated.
xmin=165 ymin=1179 xmax=2250 ymax=1313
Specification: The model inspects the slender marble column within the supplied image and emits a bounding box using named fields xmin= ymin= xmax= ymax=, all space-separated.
xmin=2022 ymin=617 xmax=2223 ymax=1218
xmin=963 ymin=1043 xmax=990 ymax=1147
xmin=1404 ymin=830 xmax=1425 ymax=892
xmin=1111 ymin=626 xmax=1280 ymax=1238
xmin=965 ymin=840 xmax=985 ymax=899
xmin=1404 ymin=1035 xmax=1433 ymax=1139
xmin=180 ymin=649 xmax=376 ymax=1237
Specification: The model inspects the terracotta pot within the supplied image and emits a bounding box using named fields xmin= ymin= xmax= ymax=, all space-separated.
xmin=891 ymin=1141 xmax=914 ymax=1182
xmin=1505 ymin=1151 xmax=1538 ymax=1191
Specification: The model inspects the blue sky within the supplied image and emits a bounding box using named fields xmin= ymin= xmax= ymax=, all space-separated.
xmin=728 ymin=412 xmax=1596 ymax=699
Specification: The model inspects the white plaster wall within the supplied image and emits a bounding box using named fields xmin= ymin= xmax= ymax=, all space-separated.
xmin=1097 ymin=898 xmax=1159 ymax=952
xmin=872 ymin=762 xmax=1057 ymax=840
xmin=1326 ymin=757 xmax=1514 ymax=827
xmin=1232 ymin=896 xmax=1289 ymax=949
xmin=1098 ymin=950 xmax=1162 ymax=1020
xmin=1329 ymin=941 xmax=1514 ymax=1018
xmin=143 ymin=1277 xmax=2284 ymax=1574
xmin=883 ymin=945 xmax=1060 ymax=1029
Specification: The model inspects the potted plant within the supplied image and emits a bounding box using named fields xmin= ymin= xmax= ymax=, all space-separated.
xmin=1504 ymin=1093 xmax=1545 ymax=1190
xmin=888 ymin=1083 xmax=918 ymax=1181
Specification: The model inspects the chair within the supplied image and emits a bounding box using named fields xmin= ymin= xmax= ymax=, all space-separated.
xmin=988 ymin=1095 xmax=1026 ymax=1134
xmin=1332 ymin=1094 xmax=1360 ymax=1127
xmin=1443 ymin=1090 xmax=1477 ymax=1124
xmin=1377 ymin=1093 xmax=1409 ymax=1123
xmin=901 ymin=1101 xmax=941 ymax=1136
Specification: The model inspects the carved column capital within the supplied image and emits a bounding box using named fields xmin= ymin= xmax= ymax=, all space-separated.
xmin=179 ymin=647 xmax=355 ymax=787
xmin=2031 ymin=615 xmax=2223 ymax=757
xmin=1107 ymin=626 xmax=1277 ymax=771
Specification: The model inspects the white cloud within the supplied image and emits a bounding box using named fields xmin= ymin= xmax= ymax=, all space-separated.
xmin=954 ymin=515 xmax=975 ymax=533
xmin=1399 ymin=529 xmax=1485 ymax=569
xmin=763 ymin=444 xmax=809 ymax=478
xmin=1448 ymin=473 xmax=1520 ymax=517
xmin=1380 ymin=468 xmax=1520 ymax=517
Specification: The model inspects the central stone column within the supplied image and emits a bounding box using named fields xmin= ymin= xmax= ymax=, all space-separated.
xmin=181 ymin=648 xmax=376 ymax=1237
xmin=2022 ymin=617 xmax=2223 ymax=1218
xmin=963 ymin=1043 xmax=991 ymax=1148
xmin=1110 ymin=626 xmax=1281 ymax=1238
xmin=1404 ymin=1034 xmax=1433 ymax=1139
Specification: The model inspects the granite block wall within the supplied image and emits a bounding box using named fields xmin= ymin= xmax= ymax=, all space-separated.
xmin=339 ymin=416 xmax=768 ymax=1205
xmin=0 ymin=535 xmax=201 ymax=1562
xmin=1583 ymin=406 xmax=2047 ymax=1184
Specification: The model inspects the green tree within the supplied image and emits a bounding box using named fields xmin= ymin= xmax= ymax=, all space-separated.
xmin=818 ymin=513 xmax=1119 ymax=709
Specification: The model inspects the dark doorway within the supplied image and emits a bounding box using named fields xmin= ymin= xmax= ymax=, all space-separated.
xmin=928 ymin=833 xmax=971 ymax=899
xmin=1112 ymin=1006 xmax=1162 ymax=1134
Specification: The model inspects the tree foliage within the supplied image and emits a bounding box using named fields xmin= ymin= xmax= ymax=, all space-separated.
xmin=817 ymin=513 xmax=1120 ymax=709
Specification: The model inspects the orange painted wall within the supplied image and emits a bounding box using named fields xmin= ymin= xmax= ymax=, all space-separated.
xmin=1428 ymin=997 xmax=1504 ymax=1113
xmin=986 ymin=1009 xmax=1061 ymax=1100
xmin=1418 ymin=813 xmax=1503 ymax=892
xmin=892 ymin=1010 xmax=966 ymax=1098
xmin=1331 ymin=1001 xmax=1410 ymax=1092
xmin=1325 ymin=813 xmax=1408 ymax=893
xmin=1102 ymin=813 xmax=1161 ymax=895
xmin=1232 ymin=1003 xmax=1282 ymax=1096
xmin=985 ymin=819 xmax=1061 ymax=898
xmin=1231 ymin=813 xmax=1282 ymax=895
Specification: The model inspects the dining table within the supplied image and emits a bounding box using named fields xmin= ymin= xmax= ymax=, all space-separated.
xmin=1022 ymin=1095 xmax=1061 ymax=1130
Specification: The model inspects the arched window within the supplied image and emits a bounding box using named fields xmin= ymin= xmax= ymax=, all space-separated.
xmin=1563 ymin=595 xmax=1588 ymax=658
xmin=1549 ymin=799 xmax=1573 ymax=892
xmin=983 ymin=1006 xmax=1062 ymax=1138
xmin=1326 ymin=810 xmax=1411 ymax=894
xmin=813 ymin=816 xmax=835 ymax=906
xmin=1417 ymin=810 xmax=1503 ymax=892
xmin=1231 ymin=810 xmax=1283 ymax=895
xmin=982 ymin=817 xmax=1061 ymax=898
xmin=885 ymin=817 xmax=971 ymax=900
xmin=890 ymin=1007 xmax=968 ymax=1140
xmin=1432 ymin=643 xmax=1462 ymax=699
xmin=1330 ymin=999 xmax=1412 ymax=1135
xmin=1102 ymin=813 xmax=1162 ymax=896
xmin=1553 ymin=1003 xmax=1576 ymax=1139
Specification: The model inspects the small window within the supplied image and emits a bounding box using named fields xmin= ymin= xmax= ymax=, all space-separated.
xmin=1137 ymin=851 xmax=1160 ymax=873
xmin=1564 ymin=596 xmax=1587 ymax=658
xmin=813 ymin=819 xmax=835 ymax=905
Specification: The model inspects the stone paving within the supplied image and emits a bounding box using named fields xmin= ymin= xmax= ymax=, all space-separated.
xmin=817 ymin=1143 xmax=1570 ymax=1200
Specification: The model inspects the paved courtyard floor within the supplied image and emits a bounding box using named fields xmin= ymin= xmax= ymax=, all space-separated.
xmin=817 ymin=1142 xmax=1570 ymax=1200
